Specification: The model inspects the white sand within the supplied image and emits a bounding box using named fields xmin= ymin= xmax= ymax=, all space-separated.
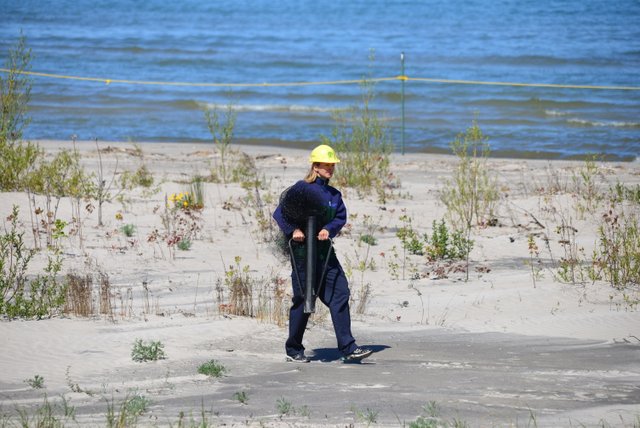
xmin=1 ymin=140 xmax=639 ymax=426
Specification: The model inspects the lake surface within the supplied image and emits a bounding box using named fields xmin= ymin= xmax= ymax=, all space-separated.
xmin=2 ymin=0 xmax=639 ymax=160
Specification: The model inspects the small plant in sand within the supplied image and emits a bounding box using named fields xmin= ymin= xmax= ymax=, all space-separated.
xmin=218 ymin=256 xmax=254 ymax=317
xmin=1 ymin=206 xmax=66 ymax=319
xmin=198 ymin=359 xmax=227 ymax=377
xmin=189 ymin=175 xmax=206 ymax=210
xmin=204 ymin=103 xmax=237 ymax=184
xmin=168 ymin=191 xmax=195 ymax=210
xmin=255 ymin=273 xmax=289 ymax=327
xmin=177 ymin=238 xmax=192 ymax=251
xmin=233 ymin=391 xmax=249 ymax=404
xmin=611 ymin=182 xmax=640 ymax=205
xmin=351 ymin=405 xmax=379 ymax=425
xmin=344 ymin=214 xmax=382 ymax=315
xmin=526 ymin=234 xmax=544 ymax=288
xmin=276 ymin=397 xmax=292 ymax=416
xmin=147 ymin=193 xmax=203 ymax=259
xmin=425 ymin=219 xmax=471 ymax=262
xmin=241 ymin=172 xmax=278 ymax=244
xmin=11 ymin=394 xmax=76 ymax=427
xmin=24 ymin=374 xmax=45 ymax=389
xmin=321 ymin=53 xmax=395 ymax=201
xmin=590 ymin=206 xmax=640 ymax=289
xmin=105 ymin=393 xmax=149 ymax=428
xmin=131 ymin=339 xmax=166 ymax=362
xmin=397 ymin=211 xmax=424 ymax=256
xmin=407 ymin=400 xmax=472 ymax=428
xmin=64 ymin=272 xmax=93 ymax=317
xmin=571 ymin=154 xmax=605 ymax=218
xmin=440 ymin=120 xmax=499 ymax=229
xmin=0 ymin=34 xmax=41 ymax=192
xmin=439 ymin=120 xmax=498 ymax=280
xmin=27 ymin=146 xmax=90 ymax=250
xmin=554 ymin=217 xmax=588 ymax=285
xmin=381 ymin=245 xmax=402 ymax=281
xmin=121 ymin=223 xmax=136 ymax=237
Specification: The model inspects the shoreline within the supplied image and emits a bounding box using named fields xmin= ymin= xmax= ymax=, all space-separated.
xmin=30 ymin=138 xmax=639 ymax=163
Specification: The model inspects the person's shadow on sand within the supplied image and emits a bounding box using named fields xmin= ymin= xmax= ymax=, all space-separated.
xmin=310 ymin=345 xmax=390 ymax=363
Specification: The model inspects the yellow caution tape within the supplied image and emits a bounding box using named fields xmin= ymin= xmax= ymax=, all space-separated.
xmin=0 ymin=68 xmax=638 ymax=91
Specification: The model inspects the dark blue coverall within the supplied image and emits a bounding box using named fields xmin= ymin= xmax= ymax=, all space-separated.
xmin=272 ymin=177 xmax=358 ymax=358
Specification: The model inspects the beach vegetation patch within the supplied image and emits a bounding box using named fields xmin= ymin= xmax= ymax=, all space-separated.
xmin=13 ymin=394 xmax=76 ymax=427
xmin=197 ymin=359 xmax=227 ymax=377
xmin=64 ymin=272 xmax=93 ymax=317
xmin=233 ymin=390 xmax=249 ymax=404
xmin=221 ymin=256 xmax=254 ymax=317
xmin=440 ymin=120 xmax=498 ymax=229
xmin=204 ymin=103 xmax=237 ymax=184
xmin=276 ymin=397 xmax=292 ymax=416
xmin=0 ymin=34 xmax=41 ymax=192
xmin=120 ymin=164 xmax=155 ymax=189
xmin=321 ymin=56 xmax=395 ymax=201
xmin=351 ymin=405 xmax=379 ymax=425
xmin=121 ymin=224 xmax=136 ymax=237
xmin=131 ymin=339 xmax=166 ymax=362
xmin=440 ymin=120 xmax=498 ymax=280
xmin=189 ymin=175 xmax=206 ymax=210
xmin=27 ymin=146 xmax=91 ymax=249
xmin=147 ymin=193 xmax=203 ymax=259
xmin=1 ymin=206 xmax=66 ymax=319
xmin=425 ymin=219 xmax=472 ymax=262
xmin=24 ymin=374 xmax=45 ymax=389
xmin=105 ymin=393 xmax=149 ymax=427
xmin=590 ymin=206 xmax=640 ymax=289
xmin=571 ymin=154 xmax=605 ymax=218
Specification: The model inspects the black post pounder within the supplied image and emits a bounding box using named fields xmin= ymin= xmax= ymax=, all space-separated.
xmin=304 ymin=216 xmax=317 ymax=314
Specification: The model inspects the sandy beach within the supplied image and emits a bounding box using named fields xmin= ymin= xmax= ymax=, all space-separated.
xmin=1 ymin=140 xmax=639 ymax=427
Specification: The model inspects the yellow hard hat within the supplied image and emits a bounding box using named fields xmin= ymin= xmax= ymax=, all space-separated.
xmin=309 ymin=144 xmax=340 ymax=163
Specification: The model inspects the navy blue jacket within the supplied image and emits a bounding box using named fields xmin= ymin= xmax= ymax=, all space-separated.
xmin=273 ymin=177 xmax=347 ymax=238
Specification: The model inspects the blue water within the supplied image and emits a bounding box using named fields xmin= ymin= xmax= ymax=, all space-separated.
xmin=2 ymin=0 xmax=639 ymax=160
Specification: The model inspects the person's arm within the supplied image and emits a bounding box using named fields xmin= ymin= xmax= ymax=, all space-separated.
xmin=272 ymin=204 xmax=296 ymax=237
xmin=321 ymin=191 xmax=347 ymax=238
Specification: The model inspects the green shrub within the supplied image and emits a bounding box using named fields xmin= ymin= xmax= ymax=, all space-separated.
xmin=397 ymin=213 xmax=424 ymax=255
xmin=611 ymin=182 xmax=640 ymax=205
xmin=177 ymin=238 xmax=192 ymax=251
xmin=1 ymin=205 xmax=66 ymax=319
xmin=105 ymin=393 xmax=150 ymax=428
xmin=233 ymin=391 xmax=249 ymax=404
xmin=360 ymin=234 xmax=377 ymax=246
xmin=120 ymin=164 xmax=154 ymax=189
xmin=121 ymin=224 xmax=136 ymax=237
xmin=439 ymin=120 xmax=498 ymax=229
xmin=0 ymin=34 xmax=41 ymax=192
xmin=205 ymin=103 xmax=237 ymax=184
xmin=131 ymin=339 xmax=166 ymax=362
xmin=276 ymin=397 xmax=292 ymax=416
xmin=590 ymin=208 xmax=640 ymax=289
xmin=190 ymin=176 xmax=206 ymax=209
xmin=224 ymin=256 xmax=254 ymax=316
xmin=322 ymin=56 xmax=394 ymax=198
xmin=198 ymin=359 xmax=227 ymax=377
xmin=425 ymin=219 xmax=472 ymax=261
xmin=24 ymin=374 xmax=45 ymax=389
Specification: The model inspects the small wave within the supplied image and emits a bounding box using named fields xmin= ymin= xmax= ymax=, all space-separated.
xmin=196 ymin=102 xmax=342 ymax=113
xmin=567 ymin=118 xmax=640 ymax=128
xmin=544 ymin=109 xmax=570 ymax=117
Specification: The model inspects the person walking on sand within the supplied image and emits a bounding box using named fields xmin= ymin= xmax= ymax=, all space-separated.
xmin=273 ymin=144 xmax=372 ymax=363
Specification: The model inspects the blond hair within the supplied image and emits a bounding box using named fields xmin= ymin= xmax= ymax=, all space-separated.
xmin=304 ymin=164 xmax=319 ymax=183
